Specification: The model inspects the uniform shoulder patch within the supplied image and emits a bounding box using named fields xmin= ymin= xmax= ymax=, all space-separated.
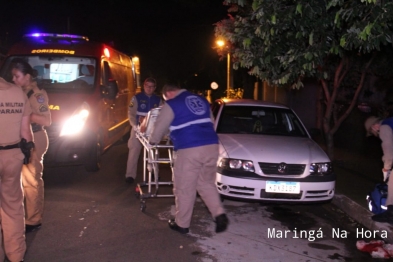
xmin=185 ymin=95 xmax=206 ymax=115
xmin=39 ymin=104 xmax=49 ymax=112
xmin=34 ymin=93 xmax=46 ymax=104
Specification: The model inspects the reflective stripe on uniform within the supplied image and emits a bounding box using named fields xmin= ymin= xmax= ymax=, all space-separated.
xmin=169 ymin=118 xmax=212 ymax=132
xmin=136 ymin=111 xmax=148 ymax=116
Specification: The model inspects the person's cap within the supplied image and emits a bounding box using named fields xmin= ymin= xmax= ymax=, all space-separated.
xmin=364 ymin=116 xmax=380 ymax=136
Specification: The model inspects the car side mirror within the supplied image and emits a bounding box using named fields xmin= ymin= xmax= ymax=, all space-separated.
xmin=100 ymin=79 xmax=119 ymax=99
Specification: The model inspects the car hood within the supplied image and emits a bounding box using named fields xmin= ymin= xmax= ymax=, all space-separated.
xmin=218 ymin=134 xmax=330 ymax=164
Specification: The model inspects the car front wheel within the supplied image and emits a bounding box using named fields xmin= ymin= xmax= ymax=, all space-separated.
xmin=85 ymin=140 xmax=101 ymax=172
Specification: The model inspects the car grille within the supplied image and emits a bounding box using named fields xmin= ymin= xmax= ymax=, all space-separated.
xmin=304 ymin=190 xmax=332 ymax=199
xmin=217 ymin=183 xmax=255 ymax=196
xmin=259 ymin=162 xmax=306 ymax=175
xmin=260 ymin=190 xmax=302 ymax=200
xmin=217 ymin=182 xmax=334 ymax=200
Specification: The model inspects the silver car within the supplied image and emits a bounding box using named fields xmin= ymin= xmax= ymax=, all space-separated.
xmin=212 ymin=99 xmax=335 ymax=203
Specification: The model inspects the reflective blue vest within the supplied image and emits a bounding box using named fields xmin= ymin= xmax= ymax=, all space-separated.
xmin=382 ymin=118 xmax=393 ymax=130
xmin=166 ymin=91 xmax=218 ymax=150
xmin=135 ymin=92 xmax=161 ymax=125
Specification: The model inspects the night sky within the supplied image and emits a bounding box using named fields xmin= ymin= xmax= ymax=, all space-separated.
xmin=0 ymin=0 xmax=229 ymax=92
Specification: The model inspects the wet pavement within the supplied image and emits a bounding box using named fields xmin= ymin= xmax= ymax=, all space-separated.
xmin=21 ymin=140 xmax=384 ymax=262
xmin=180 ymin=198 xmax=373 ymax=261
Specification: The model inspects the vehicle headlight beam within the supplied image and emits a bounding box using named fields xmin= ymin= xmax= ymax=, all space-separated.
xmin=60 ymin=103 xmax=90 ymax=136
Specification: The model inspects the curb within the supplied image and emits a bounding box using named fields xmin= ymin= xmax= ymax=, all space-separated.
xmin=332 ymin=194 xmax=393 ymax=243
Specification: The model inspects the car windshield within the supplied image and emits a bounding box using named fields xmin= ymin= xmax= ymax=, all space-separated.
xmin=0 ymin=56 xmax=97 ymax=93
xmin=216 ymin=105 xmax=308 ymax=137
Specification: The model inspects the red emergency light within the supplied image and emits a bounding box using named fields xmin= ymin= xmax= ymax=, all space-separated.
xmin=103 ymin=48 xmax=110 ymax=58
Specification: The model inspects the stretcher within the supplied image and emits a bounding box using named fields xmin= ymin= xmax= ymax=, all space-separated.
xmin=134 ymin=107 xmax=174 ymax=212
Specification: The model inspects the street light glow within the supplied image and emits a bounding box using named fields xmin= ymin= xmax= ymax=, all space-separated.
xmin=216 ymin=40 xmax=225 ymax=47
xmin=216 ymin=39 xmax=231 ymax=98
xmin=211 ymin=82 xmax=219 ymax=90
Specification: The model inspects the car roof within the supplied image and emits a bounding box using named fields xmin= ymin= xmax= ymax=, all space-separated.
xmin=218 ymin=98 xmax=289 ymax=109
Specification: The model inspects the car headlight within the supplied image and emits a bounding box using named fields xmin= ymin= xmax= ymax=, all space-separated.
xmin=218 ymin=158 xmax=255 ymax=172
xmin=60 ymin=102 xmax=90 ymax=136
xmin=309 ymin=162 xmax=332 ymax=176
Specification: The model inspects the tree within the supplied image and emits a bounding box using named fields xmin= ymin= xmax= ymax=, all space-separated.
xmin=214 ymin=0 xmax=393 ymax=159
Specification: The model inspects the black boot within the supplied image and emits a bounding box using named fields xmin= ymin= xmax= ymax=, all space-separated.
xmin=168 ymin=219 xmax=189 ymax=234
xmin=372 ymin=205 xmax=393 ymax=223
xmin=215 ymin=214 xmax=229 ymax=233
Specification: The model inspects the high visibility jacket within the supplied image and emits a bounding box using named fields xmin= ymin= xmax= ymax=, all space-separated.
xmin=135 ymin=92 xmax=161 ymax=125
xmin=166 ymin=91 xmax=218 ymax=150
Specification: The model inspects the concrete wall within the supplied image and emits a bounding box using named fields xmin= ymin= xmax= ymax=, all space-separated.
xmin=255 ymin=79 xmax=319 ymax=130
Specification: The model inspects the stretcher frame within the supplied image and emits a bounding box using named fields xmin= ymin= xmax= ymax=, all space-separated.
xmin=135 ymin=128 xmax=174 ymax=212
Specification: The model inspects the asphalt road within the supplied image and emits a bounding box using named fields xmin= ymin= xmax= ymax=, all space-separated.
xmin=23 ymin=140 xmax=378 ymax=262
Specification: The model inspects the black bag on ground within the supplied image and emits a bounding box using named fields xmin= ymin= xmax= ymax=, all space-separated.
xmin=367 ymin=183 xmax=388 ymax=214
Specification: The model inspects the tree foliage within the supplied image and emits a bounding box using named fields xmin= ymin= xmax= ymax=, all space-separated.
xmin=217 ymin=0 xmax=393 ymax=87
xmin=215 ymin=0 xmax=393 ymax=158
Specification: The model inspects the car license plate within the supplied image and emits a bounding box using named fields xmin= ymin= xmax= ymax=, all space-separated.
xmin=265 ymin=181 xmax=300 ymax=194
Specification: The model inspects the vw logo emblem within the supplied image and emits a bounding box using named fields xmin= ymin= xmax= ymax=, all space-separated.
xmin=278 ymin=163 xmax=287 ymax=173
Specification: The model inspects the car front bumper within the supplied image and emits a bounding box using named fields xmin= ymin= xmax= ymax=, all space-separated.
xmin=216 ymin=171 xmax=335 ymax=203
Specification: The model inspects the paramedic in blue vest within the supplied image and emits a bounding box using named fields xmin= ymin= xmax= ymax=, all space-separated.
xmin=365 ymin=116 xmax=393 ymax=223
xmin=125 ymin=77 xmax=162 ymax=184
xmin=148 ymin=83 xmax=229 ymax=234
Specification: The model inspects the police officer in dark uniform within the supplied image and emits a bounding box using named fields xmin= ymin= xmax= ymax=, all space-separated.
xmin=0 ymin=77 xmax=33 ymax=262
xmin=125 ymin=77 xmax=162 ymax=183
xmin=149 ymin=83 xmax=229 ymax=234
